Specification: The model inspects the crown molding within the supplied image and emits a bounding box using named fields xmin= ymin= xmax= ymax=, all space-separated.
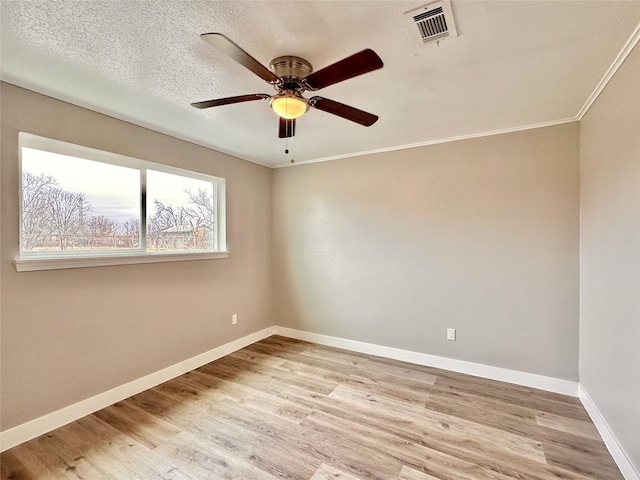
xmin=273 ymin=117 xmax=578 ymax=168
xmin=576 ymin=21 xmax=640 ymax=120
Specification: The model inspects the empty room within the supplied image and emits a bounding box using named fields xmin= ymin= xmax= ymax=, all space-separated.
xmin=1 ymin=1 xmax=639 ymax=479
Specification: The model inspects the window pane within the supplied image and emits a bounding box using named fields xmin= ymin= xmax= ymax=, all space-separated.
xmin=21 ymin=148 xmax=141 ymax=253
xmin=146 ymin=170 xmax=216 ymax=252
xmin=17 ymin=133 xmax=226 ymax=269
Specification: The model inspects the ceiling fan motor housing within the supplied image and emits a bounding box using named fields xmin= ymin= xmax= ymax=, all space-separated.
xmin=269 ymin=56 xmax=313 ymax=92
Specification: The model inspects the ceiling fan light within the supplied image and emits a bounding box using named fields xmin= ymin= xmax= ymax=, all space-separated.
xmin=270 ymin=94 xmax=309 ymax=119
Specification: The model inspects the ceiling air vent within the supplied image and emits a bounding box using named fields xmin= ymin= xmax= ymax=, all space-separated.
xmin=405 ymin=0 xmax=458 ymax=45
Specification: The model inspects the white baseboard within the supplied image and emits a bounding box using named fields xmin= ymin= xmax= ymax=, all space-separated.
xmin=9 ymin=323 xmax=637 ymax=480
xmin=0 ymin=326 xmax=276 ymax=452
xmin=579 ymin=385 xmax=640 ymax=480
xmin=275 ymin=327 xmax=640 ymax=477
xmin=274 ymin=326 xmax=579 ymax=397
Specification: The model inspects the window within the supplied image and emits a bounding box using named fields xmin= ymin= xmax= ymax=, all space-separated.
xmin=16 ymin=133 xmax=227 ymax=271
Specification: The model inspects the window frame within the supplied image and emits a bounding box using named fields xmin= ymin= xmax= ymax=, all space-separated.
xmin=15 ymin=132 xmax=228 ymax=272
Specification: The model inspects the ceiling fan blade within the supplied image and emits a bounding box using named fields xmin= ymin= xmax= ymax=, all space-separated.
xmin=303 ymin=49 xmax=383 ymax=90
xmin=200 ymin=33 xmax=278 ymax=84
xmin=278 ymin=118 xmax=296 ymax=138
xmin=309 ymin=96 xmax=378 ymax=126
xmin=191 ymin=94 xmax=270 ymax=109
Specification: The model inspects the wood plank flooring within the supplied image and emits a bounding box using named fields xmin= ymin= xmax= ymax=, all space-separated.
xmin=1 ymin=335 xmax=623 ymax=479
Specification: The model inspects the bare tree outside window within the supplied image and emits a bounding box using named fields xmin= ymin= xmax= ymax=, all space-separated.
xmin=21 ymin=172 xmax=61 ymax=250
xmin=22 ymin=173 xmax=215 ymax=253
xmin=147 ymin=190 xmax=215 ymax=251
xmin=146 ymin=170 xmax=215 ymax=252
xmin=19 ymin=135 xmax=225 ymax=262
xmin=21 ymin=171 xmax=138 ymax=251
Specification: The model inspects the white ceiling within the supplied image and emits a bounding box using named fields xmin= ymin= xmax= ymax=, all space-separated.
xmin=1 ymin=1 xmax=639 ymax=168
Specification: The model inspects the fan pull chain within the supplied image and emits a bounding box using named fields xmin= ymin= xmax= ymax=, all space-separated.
xmin=289 ymin=131 xmax=294 ymax=157
xmin=285 ymin=101 xmax=290 ymax=154
xmin=285 ymin=121 xmax=294 ymax=155
xmin=285 ymin=109 xmax=289 ymax=154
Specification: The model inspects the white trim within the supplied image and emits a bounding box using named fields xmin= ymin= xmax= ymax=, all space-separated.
xmin=274 ymin=326 xmax=579 ymax=396
xmin=0 ymin=326 xmax=276 ymax=452
xmin=576 ymin=21 xmax=640 ymax=120
xmin=578 ymin=385 xmax=640 ymax=480
xmin=14 ymin=250 xmax=230 ymax=272
xmin=273 ymin=117 xmax=578 ymax=168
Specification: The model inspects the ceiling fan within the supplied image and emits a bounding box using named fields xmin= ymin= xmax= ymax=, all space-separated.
xmin=191 ymin=33 xmax=384 ymax=139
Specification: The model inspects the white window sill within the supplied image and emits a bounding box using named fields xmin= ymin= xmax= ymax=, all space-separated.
xmin=14 ymin=251 xmax=230 ymax=272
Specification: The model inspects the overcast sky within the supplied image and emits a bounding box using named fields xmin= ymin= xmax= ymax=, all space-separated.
xmin=22 ymin=148 xmax=212 ymax=225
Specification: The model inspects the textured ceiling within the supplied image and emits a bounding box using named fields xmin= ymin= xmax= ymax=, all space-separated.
xmin=2 ymin=1 xmax=639 ymax=168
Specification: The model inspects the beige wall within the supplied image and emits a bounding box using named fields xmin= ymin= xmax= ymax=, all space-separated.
xmin=579 ymin=44 xmax=640 ymax=471
xmin=273 ymin=123 xmax=580 ymax=380
xmin=0 ymin=83 xmax=273 ymax=430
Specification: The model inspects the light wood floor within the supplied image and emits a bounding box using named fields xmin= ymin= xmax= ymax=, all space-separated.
xmin=1 ymin=335 xmax=622 ymax=479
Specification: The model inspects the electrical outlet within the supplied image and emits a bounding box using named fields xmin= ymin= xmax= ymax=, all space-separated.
xmin=447 ymin=328 xmax=456 ymax=341
xmin=232 ymin=314 xmax=238 ymax=325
